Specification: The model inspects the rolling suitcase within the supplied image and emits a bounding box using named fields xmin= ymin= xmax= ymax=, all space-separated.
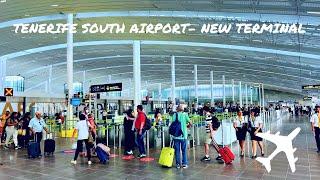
xmin=28 ymin=135 xmax=40 ymax=158
xmin=44 ymin=133 xmax=55 ymax=156
xmin=212 ymin=138 xmax=235 ymax=164
xmin=159 ymin=141 xmax=174 ymax=167
xmin=95 ymin=146 xmax=109 ymax=164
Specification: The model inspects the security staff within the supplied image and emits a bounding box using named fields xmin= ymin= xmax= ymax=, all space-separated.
xmin=233 ymin=109 xmax=248 ymax=157
xmin=248 ymin=109 xmax=265 ymax=159
xmin=310 ymin=105 xmax=320 ymax=153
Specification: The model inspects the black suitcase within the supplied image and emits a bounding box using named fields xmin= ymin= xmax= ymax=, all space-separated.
xmin=28 ymin=135 xmax=40 ymax=158
xmin=44 ymin=134 xmax=55 ymax=156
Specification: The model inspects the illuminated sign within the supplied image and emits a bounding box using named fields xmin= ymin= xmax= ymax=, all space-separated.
xmin=302 ymin=85 xmax=320 ymax=90
xmin=4 ymin=88 xmax=13 ymax=96
xmin=90 ymin=83 xmax=122 ymax=93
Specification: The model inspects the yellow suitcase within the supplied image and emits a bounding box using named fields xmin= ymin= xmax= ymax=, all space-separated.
xmin=158 ymin=147 xmax=175 ymax=167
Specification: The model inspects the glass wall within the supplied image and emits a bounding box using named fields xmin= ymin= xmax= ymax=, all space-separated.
xmin=152 ymin=84 xmax=259 ymax=103
xmin=5 ymin=76 xmax=25 ymax=92
xmin=64 ymin=82 xmax=83 ymax=94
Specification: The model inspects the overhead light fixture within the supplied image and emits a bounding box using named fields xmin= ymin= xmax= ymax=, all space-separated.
xmin=307 ymin=11 xmax=320 ymax=15
xmin=25 ymin=14 xmax=30 ymax=17
xmin=51 ymin=4 xmax=59 ymax=7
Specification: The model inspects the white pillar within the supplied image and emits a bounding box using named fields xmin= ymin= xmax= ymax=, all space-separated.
xmin=67 ymin=13 xmax=74 ymax=121
xmin=82 ymin=71 xmax=86 ymax=94
xmin=133 ymin=40 xmax=141 ymax=108
xmin=261 ymin=83 xmax=265 ymax=108
xmin=158 ymin=83 xmax=162 ymax=104
xmin=194 ymin=65 xmax=198 ymax=106
xmin=250 ymin=86 xmax=253 ymax=105
xmin=0 ymin=59 xmax=6 ymax=95
xmin=108 ymin=75 xmax=112 ymax=83
xmin=210 ymin=71 xmax=214 ymax=107
xmin=171 ymin=55 xmax=176 ymax=106
xmin=245 ymin=84 xmax=248 ymax=108
xmin=232 ymin=79 xmax=235 ymax=104
xmin=48 ymin=65 xmax=52 ymax=94
xmin=222 ymin=75 xmax=226 ymax=106
xmin=239 ymin=81 xmax=242 ymax=108
xmin=258 ymin=84 xmax=262 ymax=107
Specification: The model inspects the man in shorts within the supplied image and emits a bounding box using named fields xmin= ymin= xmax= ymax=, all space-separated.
xmin=201 ymin=106 xmax=222 ymax=162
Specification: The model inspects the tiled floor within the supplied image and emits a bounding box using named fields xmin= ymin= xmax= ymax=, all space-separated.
xmin=0 ymin=114 xmax=319 ymax=180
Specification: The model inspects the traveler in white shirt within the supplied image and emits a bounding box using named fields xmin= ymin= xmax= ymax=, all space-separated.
xmin=71 ymin=108 xmax=93 ymax=165
xmin=310 ymin=106 xmax=320 ymax=153
xmin=248 ymin=109 xmax=265 ymax=159
xmin=233 ymin=109 xmax=248 ymax=157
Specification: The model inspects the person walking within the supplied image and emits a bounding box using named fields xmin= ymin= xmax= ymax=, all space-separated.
xmin=172 ymin=105 xmax=192 ymax=169
xmin=28 ymin=111 xmax=49 ymax=156
xmin=134 ymin=105 xmax=147 ymax=158
xmin=123 ymin=109 xmax=135 ymax=155
xmin=201 ymin=106 xmax=222 ymax=162
xmin=310 ymin=105 xmax=320 ymax=153
xmin=233 ymin=109 xmax=248 ymax=157
xmin=4 ymin=112 xmax=20 ymax=150
xmin=248 ymin=109 xmax=265 ymax=159
xmin=71 ymin=109 xmax=93 ymax=165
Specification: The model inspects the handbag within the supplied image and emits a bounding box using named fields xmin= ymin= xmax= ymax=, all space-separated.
xmin=18 ymin=129 xmax=26 ymax=136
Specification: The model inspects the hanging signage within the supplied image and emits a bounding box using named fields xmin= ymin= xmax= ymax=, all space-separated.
xmin=90 ymin=83 xmax=122 ymax=93
xmin=70 ymin=98 xmax=81 ymax=106
xmin=303 ymin=97 xmax=312 ymax=101
xmin=302 ymin=85 xmax=320 ymax=90
xmin=4 ymin=88 xmax=13 ymax=96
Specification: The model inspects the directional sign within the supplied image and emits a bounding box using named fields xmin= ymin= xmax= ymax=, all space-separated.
xmin=4 ymin=88 xmax=13 ymax=96
xmin=90 ymin=83 xmax=122 ymax=93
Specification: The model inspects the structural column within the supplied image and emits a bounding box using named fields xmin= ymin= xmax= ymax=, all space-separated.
xmin=0 ymin=59 xmax=7 ymax=95
xmin=82 ymin=71 xmax=86 ymax=94
xmin=171 ymin=55 xmax=176 ymax=107
xmin=48 ymin=65 xmax=52 ymax=94
xmin=245 ymin=84 xmax=248 ymax=108
xmin=158 ymin=83 xmax=162 ymax=104
xmin=133 ymin=40 xmax=141 ymax=108
xmin=194 ymin=65 xmax=198 ymax=108
xmin=239 ymin=81 xmax=242 ymax=108
xmin=250 ymin=86 xmax=253 ymax=105
xmin=222 ymin=75 xmax=226 ymax=106
xmin=67 ymin=13 xmax=74 ymax=121
xmin=210 ymin=71 xmax=214 ymax=107
xmin=232 ymin=79 xmax=235 ymax=104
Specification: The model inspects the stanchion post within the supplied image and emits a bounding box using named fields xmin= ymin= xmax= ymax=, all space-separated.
xmin=146 ymin=130 xmax=150 ymax=156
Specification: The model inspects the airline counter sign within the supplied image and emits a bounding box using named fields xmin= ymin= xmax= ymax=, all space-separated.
xmin=302 ymin=85 xmax=320 ymax=90
xmin=90 ymin=83 xmax=122 ymax=93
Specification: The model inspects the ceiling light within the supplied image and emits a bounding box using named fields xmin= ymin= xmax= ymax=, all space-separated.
xmin=25 ymin=14 xmax=30 ymax=17
xmin=307 ymin=11 xmax=320 ymax=15
xmin=51 ymin=4 xmax=59 ymax=7
xmin=0 ymin=0 xmax=6 ymax=3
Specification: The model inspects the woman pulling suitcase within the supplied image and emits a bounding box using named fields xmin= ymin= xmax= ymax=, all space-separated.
xmin=233 ymin=109 xmax=248 ymax=157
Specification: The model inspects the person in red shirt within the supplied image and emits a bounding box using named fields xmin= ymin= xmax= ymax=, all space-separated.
xmin=134 ymin=105 xmax=146 ymax=158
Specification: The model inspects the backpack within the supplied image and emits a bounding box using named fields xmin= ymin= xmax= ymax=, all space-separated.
xmin=144 ymin=114 xmax=152 ymax=130
xmin=169 ymin=113 xmax=183 ymax=137
xmin=211 ymin=116 xmax=220 ymax=130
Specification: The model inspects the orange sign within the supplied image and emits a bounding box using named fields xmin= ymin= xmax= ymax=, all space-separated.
xmin=4 ymin=88 xmax=13 ymax=96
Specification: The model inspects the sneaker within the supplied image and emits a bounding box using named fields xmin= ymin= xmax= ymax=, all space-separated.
xmin=138 ymin=154 xmax=146 ymax=158
xmin=4 ymin=145 xmax=9 ymax=149
xmin=14 ymin=146 xmax=19 ymax=150
xmin=70 ymin=160 xmax=77 ymax=165
xmin=201 ymin=156 xmax=211 ymax=161
xmin=88 ymin=161 xmax=92 ymax=165
xmin=182 ymin=165 xmax=188 ymax=169
xmin=176 ymin=164 xmax=181 ymax=169
xmin=215 ymin=156 xmax=222 ymax=161
xmin=127 ymin=150 xmax=133 ymax=155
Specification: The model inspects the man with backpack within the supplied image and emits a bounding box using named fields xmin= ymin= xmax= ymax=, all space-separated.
xmin=201 ymin=106 xmax=222 ymax=162
xmin=134 ymin=105 xmax=147 ymax=158
xmin=171 ymin=105 xmax=192 ymax=169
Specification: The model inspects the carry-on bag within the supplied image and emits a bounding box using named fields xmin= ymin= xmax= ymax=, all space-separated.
xmin=158 ymin=141 xmax=174 ymax=167
xmin=44 ymin=133 xmax=55 ymax=156
xmin=95 ymin=146 xmax=109 ymax=164
xmin=212 ymin=137 xmax=235 ymax=164
xmin=28 ymin=135 xmax=40 ymax=158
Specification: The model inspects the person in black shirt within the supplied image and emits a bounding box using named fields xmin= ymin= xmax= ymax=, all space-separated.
xmin=123 ymin=109 xmax=135 ymax=155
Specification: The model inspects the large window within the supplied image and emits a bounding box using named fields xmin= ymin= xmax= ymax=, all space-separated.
xmin=64 ymin=82 xmax=83 ymax=94
xmin=5 ymin=76 xmax=25 ymax=92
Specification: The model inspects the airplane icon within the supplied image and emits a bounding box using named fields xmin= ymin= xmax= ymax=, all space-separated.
xmin=255 ymin=127 xmax=301 ymax=173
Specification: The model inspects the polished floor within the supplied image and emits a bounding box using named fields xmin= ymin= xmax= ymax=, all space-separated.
xmin=0 ymin=114 xmax=319 ymax=180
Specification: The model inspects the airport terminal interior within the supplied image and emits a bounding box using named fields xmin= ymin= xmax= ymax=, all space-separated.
xmin=0 ymin=0 xmax=320 ymax=180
